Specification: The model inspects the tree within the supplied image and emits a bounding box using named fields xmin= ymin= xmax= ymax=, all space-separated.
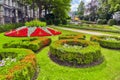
xmin=77 ymin=1 xmax=85 ymax=15
xmin=77 ymin=0 xmax=85 ymax=20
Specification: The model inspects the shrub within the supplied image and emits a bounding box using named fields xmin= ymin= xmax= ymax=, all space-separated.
xmin=0 ymin=23 xmax=24 ymax=33
xmin=108 ymin=19 xmax=116 ymax=26
xmin=25 ymin=20 xmax=46 ymax=27
xmin=3 ymin=38 xmax=51 ymax=52
xmin=97 ymin=19 xmax=107 ymax=24
xmin=62 ymin=19 xmax=67 ymax=25
xmin=59 ymin=34 xmax=86 ymax=40
xmin=50 ymin=39 xmax=103 ymax=66
xmin=54 ymin=19 xmax=61 ymax=25
xmin=91 ymin=36 xmax=120 ymax=49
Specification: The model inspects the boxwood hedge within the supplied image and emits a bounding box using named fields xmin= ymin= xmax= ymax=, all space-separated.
xmin=59 ymin=34 xmax=86 ymax=40
xmin=3 ymin=38 xmax=51 ymax=52
xmin=91 ymin=36 xmax=120 ymax=49
xmin=50 ymin=39 xmax=103 ymax=67
xmin=0 ymin=49 xmax=37 ymax=80
xmin=0 ymin=37 xmax=51 ymax=80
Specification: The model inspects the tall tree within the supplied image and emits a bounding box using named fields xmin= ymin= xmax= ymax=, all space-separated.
xmin=77 ymin=1 xmax=85 ymax=16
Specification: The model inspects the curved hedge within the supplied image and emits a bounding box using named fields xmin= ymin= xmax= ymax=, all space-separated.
xmin=50 ymin=39 xmax=103 ymax=67
xmin=59 ymin=34 xmax=86 ymax=40
xmin=0 ymin=37 xmax=51 ymax=80
xmin=91 ymin=36 xmax=120 ymax=49
xmin=3 ymin=37 xmax=51 ymax=52
xmin=0 ymin=49 xmax=37 ymax=80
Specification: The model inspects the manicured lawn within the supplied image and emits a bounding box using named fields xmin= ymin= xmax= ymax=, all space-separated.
xmin=0 ymin=28 xmax=120 ymax=80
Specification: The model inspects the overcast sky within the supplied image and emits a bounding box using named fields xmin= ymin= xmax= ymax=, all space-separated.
xmin=71 ymin=0 xmax=91 ymax=11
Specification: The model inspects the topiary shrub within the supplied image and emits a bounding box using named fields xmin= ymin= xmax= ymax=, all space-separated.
xmin=91 ymin=35 xmax=120 ymax=49
xmin=59 ymin=34 xmax=86 ymax=40
xmin=108 ymin=19 xmax=116 ymax=26
xmin=25 ymin=20 xmax=46 ymax=27
xmin=3 ymin=38 xmax=51 ymax=52
xmin=50 ymin=39 xmax=104 ymax=67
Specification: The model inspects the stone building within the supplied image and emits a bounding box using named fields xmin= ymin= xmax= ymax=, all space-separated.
xmin=0 ymin=0 xmax=39 ymax=24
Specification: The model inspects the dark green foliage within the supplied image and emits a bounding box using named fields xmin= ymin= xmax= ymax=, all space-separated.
xmin=0 ymin=23 xmax=24 ymax=33
xmin=62 ymin=19 xmax=68 ymax=25
xmin=97 ymin=19 xmax=107 ymax=24
xmin=108 ymin=19 xmax=117 ymax=26
xmin=50 ymin=40 xmax=103 ymax=65
xmin=54 ymin=19 xmax=62 ymax=25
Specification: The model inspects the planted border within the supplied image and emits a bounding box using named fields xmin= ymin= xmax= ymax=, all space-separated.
xmin=50 ymin=39 xmax=104 ymax=68
xmin=59 ymin=34 xmax=86 ymax=40
xmin=0 ymin=49 xmax=37 ymax=80
xmin=3 ymin=38 xmax=51 ymax=52
xmin=91 ymin=36 xmax=120 ymax=49
xmin=0 ymin=37 xmax=51 ymax=80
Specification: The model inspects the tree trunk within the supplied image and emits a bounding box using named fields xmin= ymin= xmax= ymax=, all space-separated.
xmin=38 ymin=5 xmax=42 ymax=19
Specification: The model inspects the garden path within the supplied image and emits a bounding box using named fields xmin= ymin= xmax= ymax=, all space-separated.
xmin=56 ymin=27 xmax=114 ymax=36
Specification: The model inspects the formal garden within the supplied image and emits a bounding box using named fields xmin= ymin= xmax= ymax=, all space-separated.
xmin=0 ymin=19 xmax=119 ymax=80
xmin=0 ymin=0 xmax=120 ymax=80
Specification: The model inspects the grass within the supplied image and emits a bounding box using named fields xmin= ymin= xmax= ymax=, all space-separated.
xmin=0 ymin=28 xmax=120 ymax=80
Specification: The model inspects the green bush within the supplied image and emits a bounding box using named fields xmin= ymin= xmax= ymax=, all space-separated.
xmin=50 ymin=40 xmax=103 ymax=66
xmin=108 ymin=19 xmax=116 ymax=26
xmin=62 ymin=19 xmax=67 ymax=25
xmin=97 ymin=19 xmax=107 ymax=24
xmin=91 ymin=36 xmax=120 ymax=49
xmin=25 ymin=20 xmax=46 ymax=27
xmin=59 ymin=34 xmax=86 ymax=40
xmin=3 ymin=38 xmax=51 ymax=52
xmin=0 ymin=23 xmax=24 ymax=33
xmin=54 ymin=19 xmax=62 ymax=25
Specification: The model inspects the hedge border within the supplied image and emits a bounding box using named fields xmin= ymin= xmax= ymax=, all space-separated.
xmin=91 ymin=36 xmax=120 ymax=49
xmin=50 ymin=39 xmax=104 ymax=68
xmin=59 ymin=34 xmax=86 ymax=40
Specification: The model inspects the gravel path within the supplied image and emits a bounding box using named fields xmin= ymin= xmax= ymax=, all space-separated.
xmin=56 ymin=27 xmax=113 ymax=36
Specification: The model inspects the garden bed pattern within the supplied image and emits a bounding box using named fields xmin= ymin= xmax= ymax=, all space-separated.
xmin=50 ymin=37 xmax=104 ymax=68
xmin=0 ymin=37 xmax=51 ymax=80
xmin=91 ymin=36 xmax=120 ymax=49
xmin=5 ymin=27 xmax=61 ymax=37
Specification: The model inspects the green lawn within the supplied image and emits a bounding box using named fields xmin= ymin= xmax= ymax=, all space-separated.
xmin=0 ymin=28 xmax=120 ymax=80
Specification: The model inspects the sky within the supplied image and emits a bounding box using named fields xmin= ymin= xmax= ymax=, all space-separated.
xmin=71 ymin=0 xmax=91 ymax=11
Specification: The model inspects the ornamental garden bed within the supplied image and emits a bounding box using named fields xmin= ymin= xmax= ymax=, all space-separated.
xmin=50 ymin=39 xmax=104 ymax=68
xmin=0 ymin=37 xmax=51 ymax=80
xmin=59 ymin=34 xmax=86 ymax=40
xmin=0 ymin=49 xmax=37 ymax=80
xmin=3 ymin=37 xmax=51 ymax=52
xmin=91 ymin=36 xmax=120 ymax=49
xmin=5 ymin=20 xmax=61 ymax=37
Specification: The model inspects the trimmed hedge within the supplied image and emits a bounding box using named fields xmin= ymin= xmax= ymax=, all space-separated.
xmin=0 ymin=49 xmax=37 ymax=80
xmin=91 ymin=36 xmax=120 ymax=49
xmin=59 ymin=34 xmax=86 ymax=40
xmin=50 ymin=39 xmax=103 ymax=66
xmin=3 ymin=38 xmax=51 ymax=52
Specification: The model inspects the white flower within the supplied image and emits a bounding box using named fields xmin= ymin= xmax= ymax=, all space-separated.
xmin=11 ymin=58 xmax=16 ymax=62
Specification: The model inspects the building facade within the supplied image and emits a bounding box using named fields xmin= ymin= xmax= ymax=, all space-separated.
xmin=0 ymin=0 xmax=39 ymax=24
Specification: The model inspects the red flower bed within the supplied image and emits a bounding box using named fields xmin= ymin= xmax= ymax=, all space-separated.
xmin=5 ymin=27 xmax=61 ymax=37
xmin=5 ymin=27 xmax=28 ymax=37
xmin=30 ymin=27 xmax=51 ymax=37
xmin=47 ymin=28 xmax=61 ymax=35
